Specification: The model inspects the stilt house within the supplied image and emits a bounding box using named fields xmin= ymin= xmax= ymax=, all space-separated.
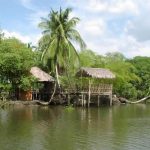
xmin=75 ymin=67 xmax=116 ymax=106
xmin=30 ymin=67 xmax=55 ymax=101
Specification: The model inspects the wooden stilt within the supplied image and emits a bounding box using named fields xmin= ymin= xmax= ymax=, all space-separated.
xmin=110 ymin=94 xmax=112 ymax=106
xmin=81 ymin=94 xmax=83 ymax=107
xmin=83 ymin=94 xmax=86 ymax=107
xmin=32 ymin=91 xmax=34 ymax=100
xmin=88 ymin=80 xmax=91 ymax=107
xmin=66 ymin=94 xmax=67 ymax=104
xmin=67 ymin=94 xmax=70 ymax=106
xmin=98 ymin=95 xmax=100 ymax=107
xmin=39 ymin=93 xmax=41 ymax=100
xmin=36 ymin=91 xmax=38 ymax=100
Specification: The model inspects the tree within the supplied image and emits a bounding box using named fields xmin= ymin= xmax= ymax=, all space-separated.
xmin=79 ymin=49 xmax=105 ymax=68
xmin=38 ymin=8 xmax=86 ymax=86
xmin=105 ymin=52 xmax=139 ymax=99
xmin=130 ymin=56 xmax=150 ymax=98
xmin=0 ymin=38 xmax=36 ymax=95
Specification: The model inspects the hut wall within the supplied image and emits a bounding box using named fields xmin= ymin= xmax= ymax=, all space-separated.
xmin=19 ymin=90 xmax=32 ymax=101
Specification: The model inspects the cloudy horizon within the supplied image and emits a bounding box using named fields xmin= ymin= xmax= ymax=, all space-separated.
xmin=1 ymin=0 xmax=150 ymax=58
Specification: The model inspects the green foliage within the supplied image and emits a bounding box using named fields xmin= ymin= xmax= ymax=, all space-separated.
xmin=19 ymin=76 xmax=36 ymax=91
xmin=38 ymin=8 xmax=86 ymax=81
xmin=40 ymin=43 xmax=149 ymax=100
xmin=0 ymin=82 xmax=12 ymax=100
xmin=79 ymin=49 xmax=105 ymax=68
xmin=60 ymin=75 xmax=78 ymax=90
xmin=78 ymin=51 xmax=140 ymax=99
xmin=104 ymin=52 xmax=139 ymax=99
xmin=0 ymin=38 xmax=37 ymax=91
xmin=130 ymin=56 xmax=150 ymax=98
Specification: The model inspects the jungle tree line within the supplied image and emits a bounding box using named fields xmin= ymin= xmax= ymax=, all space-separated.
xmin=0 ymin=8 xmax=150 ymax=100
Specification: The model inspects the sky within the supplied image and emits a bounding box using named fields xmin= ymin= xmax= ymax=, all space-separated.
xmin=0 ymin=0 xmax=150 ymax=58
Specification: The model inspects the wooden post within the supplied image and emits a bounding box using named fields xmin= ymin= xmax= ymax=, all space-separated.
xmin=36 ymin=90 xmax=37 ymax=100
xmin=98 ymin=95 xmax=100 ymax=107
xmin=39 ymin=93 xmax=41 ymax=100
xmin=110 ymin=84 xmax=113 ymax=106
xmin=68 ymin=94 xmax=70 ymax=106
xmin=81 ymin=93 xmax=83 ymax=107
xmin=66 ymin=94 xmax=68 ymax=105
xmin=110 ymin=93 xmax=112 ymax=106
xmin=88 ymin=80 xmax=91 ymax=107
xmin=83 ymin=94 xmax=86 ymax=107
xmin=32 ymin=91 xmax=34 ymax=100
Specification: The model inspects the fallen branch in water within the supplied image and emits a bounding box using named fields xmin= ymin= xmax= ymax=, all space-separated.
xmin=124 ymin=96 xmax=150 ymax=104
xmin=35 ymin=101 xmax=50 ymax=106
xmin=36 ymin=83 xmax=57 ymax=106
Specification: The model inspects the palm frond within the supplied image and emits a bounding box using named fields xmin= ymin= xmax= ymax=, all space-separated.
xmin=38 ymin=7 xmax=86 ymax=78
xmin=68 ymin=29 xmax=86 ymax=50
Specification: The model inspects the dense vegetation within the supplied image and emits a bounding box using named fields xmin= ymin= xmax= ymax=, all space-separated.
xmin=38 ymin=8 xmax=85 ymax=87
xmin=78 ymin=50 xmax=143 ymax=100
xmin=0 ymin=37 xmax=37 ymax=99
xmin=0 ymin=8 xmax=150 ymax=101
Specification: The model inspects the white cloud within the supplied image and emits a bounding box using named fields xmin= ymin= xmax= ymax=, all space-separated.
xmin=126 ymin=2 xmax=150 ymax=42
xmin=20 ymin=0 xmax=36 ymax=10
xmin=78 ymin=19 xmax=106 ymax=37
xmin=67 ymin=0 xmax=138 ymax=15
xmin=65 ymin=0 xmax=150 ymax=57
xmin=86 ymin=0 xmax=107 ymax=12
xmin=3 ymin=29 xmax=41 ymax=45
xmin=110 ymin=1 xmax=138 ymax=14
xmin=88 ymin=35 xmax=150 ymax=58
xmin=21 ymin=0 xmax=31 ymax=6
xmin=14 ymin=0 xmax=150 ymax=57
xmin=3 ymin=30 xmax=31 ymax=43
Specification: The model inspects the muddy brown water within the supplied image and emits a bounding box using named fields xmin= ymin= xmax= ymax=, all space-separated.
xmin=0 ymin=104 xmax=150 ymax=150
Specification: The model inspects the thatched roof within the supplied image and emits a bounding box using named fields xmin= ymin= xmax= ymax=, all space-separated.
xmin=30 ymin=67 xmax=54 ymax=82
xmin=76 ymin=67 xmax=115 ymax=79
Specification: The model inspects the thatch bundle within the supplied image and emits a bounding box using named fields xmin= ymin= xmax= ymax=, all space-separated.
xmin=30 ymin=67 xmax=54 ymax=82
xmin=76 ymin=67 xmax=115 ymax=79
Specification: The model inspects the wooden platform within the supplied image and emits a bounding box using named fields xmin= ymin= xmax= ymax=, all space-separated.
xmin=64 ymin=84 xmax=113 ymax=107
xmin=31 ymin=84 xmax=113 ymax=107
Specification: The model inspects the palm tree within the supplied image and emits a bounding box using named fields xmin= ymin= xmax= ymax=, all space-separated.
xmin=38 ymin=8 xmax=86 ymax=86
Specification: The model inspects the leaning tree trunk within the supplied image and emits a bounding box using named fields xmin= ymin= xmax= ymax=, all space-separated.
xmin=36 ymin=83 xmax=57 ymax=106
xmin=36 ymin=64 xmax=62 ymax=106
xmin=125 ymin=96 xmax=150 ymax=104
xmin=55 ymin=65 xmax=60 ymax=88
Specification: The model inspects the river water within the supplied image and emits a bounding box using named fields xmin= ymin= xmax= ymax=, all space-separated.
xmin=0 ymin=104 xmax=150 ymax=150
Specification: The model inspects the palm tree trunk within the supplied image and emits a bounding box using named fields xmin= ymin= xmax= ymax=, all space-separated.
xmin=55 ymin=65 xmax=60 ymax=88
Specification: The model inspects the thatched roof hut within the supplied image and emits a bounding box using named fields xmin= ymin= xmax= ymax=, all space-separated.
xmin=76 ymin=67 xmax=115 ymax=107
xmin=76 ymin=67 xmax=115 ymax=79
xmin=30 ymin=67 xmax=54 ymax=82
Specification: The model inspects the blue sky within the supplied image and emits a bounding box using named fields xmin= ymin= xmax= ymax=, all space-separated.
xmin=1 ymin=0 xmax=150 ymax=57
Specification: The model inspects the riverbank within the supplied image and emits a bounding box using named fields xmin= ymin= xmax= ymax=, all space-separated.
xmin=0 ymin=100 xmax=40 ymax=108
xmin=0 ymin=96 xmax=150 ymax=108
xmin=9 ymin=100 xmax=40 ymax=105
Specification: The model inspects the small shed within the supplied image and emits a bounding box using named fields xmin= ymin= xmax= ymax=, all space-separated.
xmin=76 ymin=67 xmax=115 ymax=107
xmin=13 ymin=67 xmax=54 ymax=101
xmin=30 ymin=67 xmax=55 ymax=101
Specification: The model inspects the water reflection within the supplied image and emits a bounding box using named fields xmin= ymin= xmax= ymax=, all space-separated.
xmin=0 ymin=104 xmax=150 ymax=150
